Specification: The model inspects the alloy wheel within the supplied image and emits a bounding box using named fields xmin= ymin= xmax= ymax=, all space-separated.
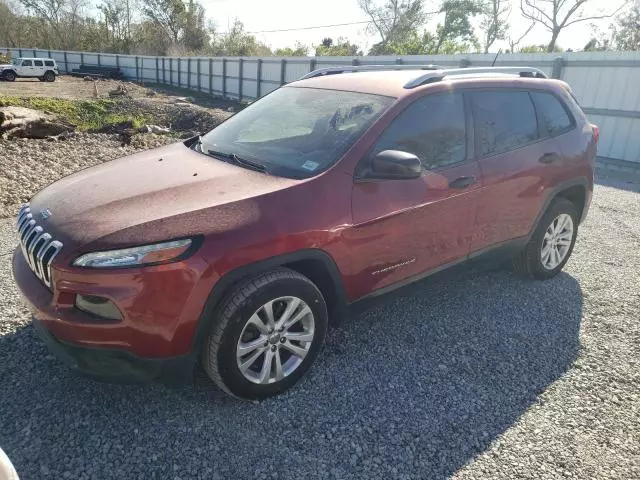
xmin=541 ymin=213 xmax=574 ymax=270
xmin=236 ymin=296 xmax=315 ymax=385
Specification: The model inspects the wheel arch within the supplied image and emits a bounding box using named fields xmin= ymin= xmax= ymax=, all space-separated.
xmin=528 ymin=178 xmax=588 ymax=242
xmin=190 ymin=249 xmax=348 ymax=355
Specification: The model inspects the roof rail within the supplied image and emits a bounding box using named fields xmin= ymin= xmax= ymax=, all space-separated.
xmin=403 ymin=66 xmax=547 ymax=88
xmin=299 ymin=64 xmax=441 ymax=80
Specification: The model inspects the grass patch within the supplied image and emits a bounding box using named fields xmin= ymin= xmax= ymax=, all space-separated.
xmin=0 ymin=95 xmax=147 ymax=131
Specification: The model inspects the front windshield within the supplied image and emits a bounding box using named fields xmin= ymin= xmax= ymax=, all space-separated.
xmin=198 ymin=86 xmax=394 ymax=179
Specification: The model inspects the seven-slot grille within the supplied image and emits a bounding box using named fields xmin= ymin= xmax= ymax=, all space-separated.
xmin=15 ymin=203 xmax=63 ymax=288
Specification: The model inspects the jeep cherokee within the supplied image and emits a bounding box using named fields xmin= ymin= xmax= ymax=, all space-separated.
xmin=12 ymin=65 xmax=597 ymax=400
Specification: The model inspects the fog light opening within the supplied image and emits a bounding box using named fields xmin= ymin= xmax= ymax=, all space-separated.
xmin=75 ymin=295 xmax=122 ymax=321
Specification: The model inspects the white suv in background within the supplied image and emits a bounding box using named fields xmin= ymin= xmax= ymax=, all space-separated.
xmin=0 ymin=57 xmax=58 ymax=82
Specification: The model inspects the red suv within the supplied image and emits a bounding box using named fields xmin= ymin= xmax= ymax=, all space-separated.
xmin=12 ymin=66 xmax=597 ymax=400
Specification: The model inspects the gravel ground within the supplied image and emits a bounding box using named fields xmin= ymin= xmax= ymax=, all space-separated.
xmin=0 ymin=179 xmax=639 ymax=480
xmin=0 ymin=134 xmax=176 ymax=218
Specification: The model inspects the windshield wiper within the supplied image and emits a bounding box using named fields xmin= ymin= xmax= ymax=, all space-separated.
xmin=207 ymin=149 xmax=268 ymax=173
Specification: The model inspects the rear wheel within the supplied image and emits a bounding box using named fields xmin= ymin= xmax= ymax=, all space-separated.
xmin=3 ymin=71 xmax=16 ymax=82
xmin=202 ymin=268 xmax=328 ymax=400
xmin=43 ymin=71 xmax=55 ymax=82
xmin=512 ymin=198 xmax=579 ymax=279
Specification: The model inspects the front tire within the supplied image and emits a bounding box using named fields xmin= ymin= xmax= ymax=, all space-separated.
xmin=512 ymin=198 xmax=579 ymax=280
xmin=202 ymin=268 xmax=328 ymax=400
xmin=3 ymin=71 xmax=16 ymax=82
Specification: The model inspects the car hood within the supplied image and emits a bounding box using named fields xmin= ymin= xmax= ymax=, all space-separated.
xmin=29 ymin=141 xmax=300 ymax=248
xmin=0 ymin=63 xmax=11 ymax=69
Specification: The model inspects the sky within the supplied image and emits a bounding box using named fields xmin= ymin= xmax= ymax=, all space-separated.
xmin=200 ymin=0 xmax=627 ymax=53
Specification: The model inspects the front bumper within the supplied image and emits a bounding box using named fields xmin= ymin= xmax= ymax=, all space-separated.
xmin=31 ymin=316 xmax=194 ymax=384
xmin=12 ymin=247 xmax=213 ymax=383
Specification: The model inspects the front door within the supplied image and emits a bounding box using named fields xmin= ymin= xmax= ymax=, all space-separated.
xmin=19 ymin=59 xmax=34 ymax=76
xmin=347 ymin=91 xmax=481 ymax=299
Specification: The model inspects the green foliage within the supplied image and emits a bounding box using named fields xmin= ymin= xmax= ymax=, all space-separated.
xmin=614 ymin=6 xmax=640 ymax=51
xmin=210 ymin=20 xmax=272 ymax=56
xmin=315 ymin=38 xmax=362 ymax=56
xmin=274 ymin=42 xmax=309 ymax=57
xmin=518 ymin=44 xmax=562 ymax=53
xmin=0 ymin=96 xmax=146 ymax=131
xmin=359 ymin=0 xmax=428 ymax=53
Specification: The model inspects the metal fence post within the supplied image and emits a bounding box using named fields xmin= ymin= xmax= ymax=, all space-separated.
xmin=97 ymin=53 xmax=101 ymax=66
xmin=552 ymin=56 xmax=565 ymax=79
xmin=197 ymin=58 xmax=201 ymax=91
xmin=169 ymin=58 xmax=173 ymax=85
xmin=395 ymin=58 xmax=403 ymax=65
xmin=209 ymin=58 xmax=213 ymax=95
xmin=18 ymin=48 xmax=22 ymax=57
xmin=80 ymin=52 xmax=84 ymax=66
xmin=155 ymin=57 xmax=159 ymax=84
xmin=222 ymin=58 xmax=227 ymax=97
xmin=187 ymin=58 xmax=192 ymax=89
xmin=115 ymin=54 xmax=119 ymax=70
xmin=256 ymin=59 xmax=263 ymax=98
xmin=162 ymin=58 xmax=166 ymax=84
xmin=64 ymin=51 xmax=69 ymax=73
xmin=135 ymin=56 xmax=139 ymax=82
xmin=238 ymin=58 xmax=244 ymax=101
xmin=309 ymin=58 xmax=316 ymax=73
xmin=178 ymin=58 xmax=181 ymax=87
xmin=280 ymin=59 xmax=287 ymax=85
xmin=352 ymin=58 xmax=360 ymax=66
xmin=33 ymin=49 xmax=36 ymax=57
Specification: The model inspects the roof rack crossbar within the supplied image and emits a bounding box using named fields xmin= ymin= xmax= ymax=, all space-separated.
xmin=299 ymin=64 xmax=441 ymax=80
xmin=403 ymin=66 xmax=548 ymax=88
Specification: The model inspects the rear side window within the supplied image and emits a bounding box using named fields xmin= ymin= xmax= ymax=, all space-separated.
xmin=370 ymin=92 xmax=467 ymax=170
xmin=34 ymin=60 xmax=43 ymax=67
xmin=21 ymin=60 xmax=33 ymax=67
xmin=45 ymin=60 xmax=54 ymax=67
xmin=530 ymin=92 xmax=573 ymax=136
xmin=470 ymin=91 xmax=538 ymax=157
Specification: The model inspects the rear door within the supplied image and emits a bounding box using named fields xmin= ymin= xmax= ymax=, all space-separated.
xmin=33 ymin=59 xmax=44 ymax=76
xmin=348 ymin=91 xmax=481 ymax=298
xmin=468 ymin=89 xmax=565 ymax=253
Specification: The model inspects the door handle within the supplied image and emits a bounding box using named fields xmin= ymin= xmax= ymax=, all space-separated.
xmin=539 ymin=153 xmax=561 ymax=164
xmin=449 ymin=175 xmax=477 ymax=189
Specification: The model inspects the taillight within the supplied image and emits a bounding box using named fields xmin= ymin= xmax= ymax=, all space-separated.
xmin=591 ymin=124 xmax=600 ymax=142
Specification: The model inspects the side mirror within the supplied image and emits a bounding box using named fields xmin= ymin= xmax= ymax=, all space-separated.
xmin=368 ymin=150 xmax=422 ymax=180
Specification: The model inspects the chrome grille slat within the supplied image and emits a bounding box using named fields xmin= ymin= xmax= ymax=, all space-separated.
xmin=14 ymin=203 xmax=63 ymax=289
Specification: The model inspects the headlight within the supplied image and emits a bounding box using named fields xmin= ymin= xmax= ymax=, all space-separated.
xmin=73 ymin=239 xmax=193 ymax=268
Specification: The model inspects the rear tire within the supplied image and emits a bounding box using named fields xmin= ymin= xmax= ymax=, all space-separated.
xmin=202 ymin=268 xmax=328 ymax=400
xmin=44 ymin=71 xmax=55 ymax=82
xmin=3 ymin=71 xmax=16 ymax=82
xmin=512 ymin=198 xmax=578 ymax=280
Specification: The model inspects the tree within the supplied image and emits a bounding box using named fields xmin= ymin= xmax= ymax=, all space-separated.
xmin=506 ymin=21 xmax=535 ymax=52
xmin=274 ymin=42 xmax=309 ymax=56
xmin=315 ymin=37 xmax=362 ymax=56
xmin=434 ymin=0 xmax=482 ymax=53
xmin=141 ymin=0 xmax=186 ymax=44
xmin=211 ymin=20 xmax=272 ymax=56
xmin=614 ymin=5 xmax=640 ymax=50
xmin=359 ymin=0 xmax=429 ymax=53
xmin=182 ymin=0 xmax=208 ymax=52
xmin=521 ymin=0 xmax=626 ymax=52
xmin=480 ymin=0 xmax=510 ymax=53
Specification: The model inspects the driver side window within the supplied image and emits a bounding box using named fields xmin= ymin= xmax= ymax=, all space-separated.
xmin=22 ymin=60 xmax=33 ymax=67
xmin=370 ymin=92 xmax=467 ymax=170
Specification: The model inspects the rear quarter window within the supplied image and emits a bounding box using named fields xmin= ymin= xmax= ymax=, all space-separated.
xmin=530 ymin=91 xmax=574 ymax=136
xmin=45 ymin=60 xmax=54 ymax=67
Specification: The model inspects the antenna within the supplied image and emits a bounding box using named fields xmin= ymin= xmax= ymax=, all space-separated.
xmin=491 ymin=49 xmax=502 ymax=67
